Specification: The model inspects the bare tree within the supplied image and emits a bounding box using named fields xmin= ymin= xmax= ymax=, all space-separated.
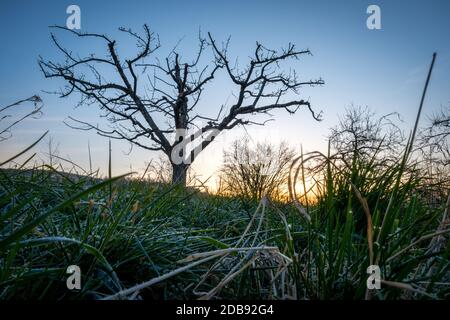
xmin=420 ymin=105 xmax=450 ymax=165
xmin=39 ymin=25 xmax=323 ymax=186
xmin=219 ymin=139 xmax=295 ymax=201
xmin=143 ymin=155 xmax=172 ymax=184
xmin=326 ymin=106 xmax=407 ymax=203
xmin=329 ymin=105 xmax=404 ymax=162
xmin=417 ymin=106 xmax=450 ymax=203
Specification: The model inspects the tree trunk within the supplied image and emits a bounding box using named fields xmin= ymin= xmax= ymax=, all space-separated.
xmin=171 ymin=163 xmax=188 ymax=186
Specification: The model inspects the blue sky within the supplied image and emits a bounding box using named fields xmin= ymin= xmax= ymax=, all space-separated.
xmin=1 ymin=0 xmax=449 ymax=187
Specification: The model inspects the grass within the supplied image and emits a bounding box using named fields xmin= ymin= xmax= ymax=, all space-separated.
xmin=0 ymin=53 xmax=448 ymax=300
xmin=0 ymin=138 xmax=448 ymax=299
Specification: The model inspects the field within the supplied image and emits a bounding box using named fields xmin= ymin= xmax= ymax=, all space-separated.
xmin=1 ymin=130 xmax=449 ymax=300
xmin=1 ymin=3 xmax=449 ymax=301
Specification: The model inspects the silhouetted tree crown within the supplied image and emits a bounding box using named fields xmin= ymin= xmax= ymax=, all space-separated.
xmin=39 ymin=25 xmax=324 ymax=185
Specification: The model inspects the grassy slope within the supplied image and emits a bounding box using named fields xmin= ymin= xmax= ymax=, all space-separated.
xmin=0 ymin=160 xmax=448 ymax=300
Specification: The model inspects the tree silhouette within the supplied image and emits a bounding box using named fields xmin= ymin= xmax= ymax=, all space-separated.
xmin=420 ymin=105 xmax=450 ymax=164
xmin=39 ymin=25 xmax=323 ymax=185
xmin=219 ymin=139 xmax=295 ymax=201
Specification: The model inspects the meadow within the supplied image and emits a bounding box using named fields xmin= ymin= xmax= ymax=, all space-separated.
xmin=1 ymin=0 xmax=450 ymax=304
xmin=1 ymin=106 xmax=449 ymax=299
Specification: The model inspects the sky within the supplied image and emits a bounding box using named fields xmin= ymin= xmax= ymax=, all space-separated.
xmin=1 ymin=0 xmax=449 ymax=189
